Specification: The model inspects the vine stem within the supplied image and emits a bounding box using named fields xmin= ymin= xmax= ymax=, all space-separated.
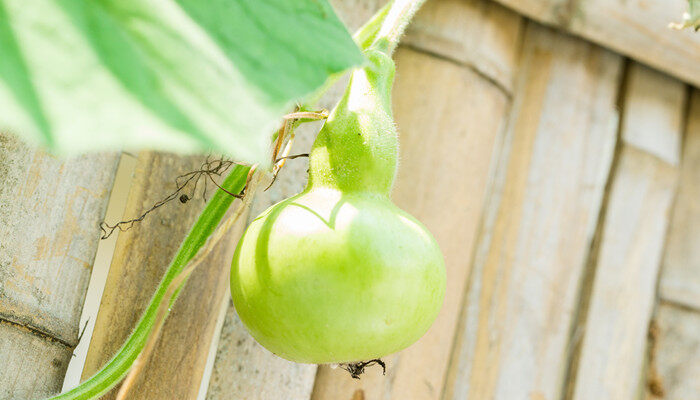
xmin=115 ymin=168 xmax=261 ymax=400
xmin=48 ymin=165 xmax=251 ymax=400
xmin=372 ymin=0 xmax=427 ymax=55
xmin=303 ymin=0 xmax=427 ymax=105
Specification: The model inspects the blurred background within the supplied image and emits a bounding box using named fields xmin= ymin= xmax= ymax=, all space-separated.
xmin=1 ymin=0 xmax=698 ymax=399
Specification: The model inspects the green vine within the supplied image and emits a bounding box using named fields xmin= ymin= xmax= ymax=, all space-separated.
xmin=50 ymin=165 xmax=250 ymax=400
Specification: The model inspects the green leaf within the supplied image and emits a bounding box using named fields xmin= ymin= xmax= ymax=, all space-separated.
xmin=0 ymin=0 xmax=363 ymax=165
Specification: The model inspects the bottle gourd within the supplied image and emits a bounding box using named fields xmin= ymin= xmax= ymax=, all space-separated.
xmin=231 ymin=47 xmax=446 ymax=364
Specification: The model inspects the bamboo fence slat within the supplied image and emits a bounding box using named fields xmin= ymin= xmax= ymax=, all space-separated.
xmin=619 ymin=65 xmax=686 ymax=166
xmin=491 ymin=0 xmax=700 ymax=87
xmin=81 ymin=152 xmax=246 ymax=399
xmin=0 ymin=136 xmax=117 ymax=398
xmin=443 ymin=23 xmax=623 ymax=400
xmin=646 ymin=304 xmax=700 ymax=399
xmin=402 ymin=0 xmax=523 ymax=92
xmin=569 ymin=63 xmax=685 ymax=400
xmin=646 ymin=89 xmax=700 ymax=399
xmin=658 ymin=89 xmax=700 ymax=312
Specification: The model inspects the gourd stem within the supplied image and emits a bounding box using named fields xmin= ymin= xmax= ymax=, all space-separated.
xmin=372 ymin=0 xmax=427 ymax=55
xmin=304 ymin=0 xmax=405 ymax=107
xmin=353 ymin=2 xmax=392 ymax=49
xmin=47 ymin=165 xmax=250 ymax=400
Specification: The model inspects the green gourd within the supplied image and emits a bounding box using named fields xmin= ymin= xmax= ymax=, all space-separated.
xmin=230 ymin=46 xmax=446 ymax=364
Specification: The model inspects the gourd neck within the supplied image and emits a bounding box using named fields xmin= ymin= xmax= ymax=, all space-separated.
xmin=306 ymin=48 xmax=397 ymax=196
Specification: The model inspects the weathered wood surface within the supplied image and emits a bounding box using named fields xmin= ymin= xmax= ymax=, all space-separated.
xmin=619 ymin=65 xmax=685 ymax=166
xmin=205 ymin=302 xmax=318 ymax=400
xmin=61 ymin=154 xmax=137 ymax=392
xmin=402 ymin=0 xmax=523 ymax=91
xmin=443 ymin=24 xmax=622 ymax=400
xmin=646 ymin=304 xmax=700 ymax=400
xmin=659 ymin=89 xmax=700 ymax=311
xmin=645 ymin=89 xmax=700 ymax=400
xmin=491 ymin=0 xmax=700 ymax=87
xmin=0 ymin=135 xmax=118 ymax=398
xmin=0 ymin=323 xmax=73 ymax=399
xmin=81 ymin=152 xmax=246 ymax=399
xmin=569 ymin=63 xmax=685 ymax=400
xmin=311 ymin=4 xmax=518 ymax=398
xmin=331 ymin=0 xmax=523 ymax=92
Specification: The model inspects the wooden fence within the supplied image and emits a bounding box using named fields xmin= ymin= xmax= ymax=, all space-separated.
xmin=0 ymin=0 xmax=698 ymax=399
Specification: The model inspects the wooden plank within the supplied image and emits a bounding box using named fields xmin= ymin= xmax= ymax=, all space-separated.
xmin=659 ymin=89 xmax=700 ymax=311
xmin=492 ymin=0 xmax=700 ymax=87
xmin=0 ymin=133 xmax=118 ymax=398
xmin=620 ymin=64 xmax=686 ymax=166
xmin=61 ymin=154 xmax=138 ymax=391
xmin=205 ymin=304 xmax=318 ymax=400
xmin=569 ymin=63 xmax=684 ymax=400
xmin=403 ymin=0 xmax=523 ymax=91
xmin=311 ymin=43 xmax=511 ymax=400
xmin=329 ymin=0 xmax=523 ymax=92
xmin=0 ymin=135 xmax=117 ymax=398
xmin=443 ymin=24 xmax=623 ymax=400
xmin=0 ymin=323 xmax=73 ymax=399
xmin=81 ymin=152 xmax=246 ymax=399
xmin=646 ymin=304 xmax=700 ymax=399
xmin=642 ymin=90 xmax=700 ymax=400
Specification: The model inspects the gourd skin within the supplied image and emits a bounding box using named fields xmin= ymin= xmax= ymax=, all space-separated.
xmin=231 ymin=48 xmax=446 ymax=363
xmin=231 ymin=189 xmax=445 ymax=363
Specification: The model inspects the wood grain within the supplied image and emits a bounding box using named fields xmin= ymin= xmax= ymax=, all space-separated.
xmin=81 ymin=152 xmax=246 ymax=399
xmin=646 ymin=304 xmax=700 ymax=399
xmin=443 ymin=24 xmax=623 ymax=400
xmin=0 ymin=134 xmax=117 ymax=398
xmin=569 ymin=63 xmax=684 ymax=400
xmin=492 ymin=0 xmax=700 ymax=87
xmin=205 ymin=305 xmax=318 ymax=400
xmin=311 ymin=44 xmax=511 ymax=400
xmin=330 ymin=0 xmax=523 ymax=93
xmin=659 ymin=89 xmax=700 ymax=311
xmin=645 ymin=89 xmax=700 ymax=400
xmin=619 ymin=65 xmax=686 ymax=166
xmin=402 ymin=0 xmax=523 ymax=92
xmin=0 ymin=322 xmax=74 ymax=399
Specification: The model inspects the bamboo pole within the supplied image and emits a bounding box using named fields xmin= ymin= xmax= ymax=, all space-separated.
xmin=492 ymin=0 xmax=700 ymax=87
xmin=444 ymin=23 xmax=623 ymax=400
xmin=0 ymin=136 xmax=118 ymax=398
xmin=80 ymin=153 xmax=247 ymax=399
xmin=645 ymin=89 xmax=700 ymax=399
